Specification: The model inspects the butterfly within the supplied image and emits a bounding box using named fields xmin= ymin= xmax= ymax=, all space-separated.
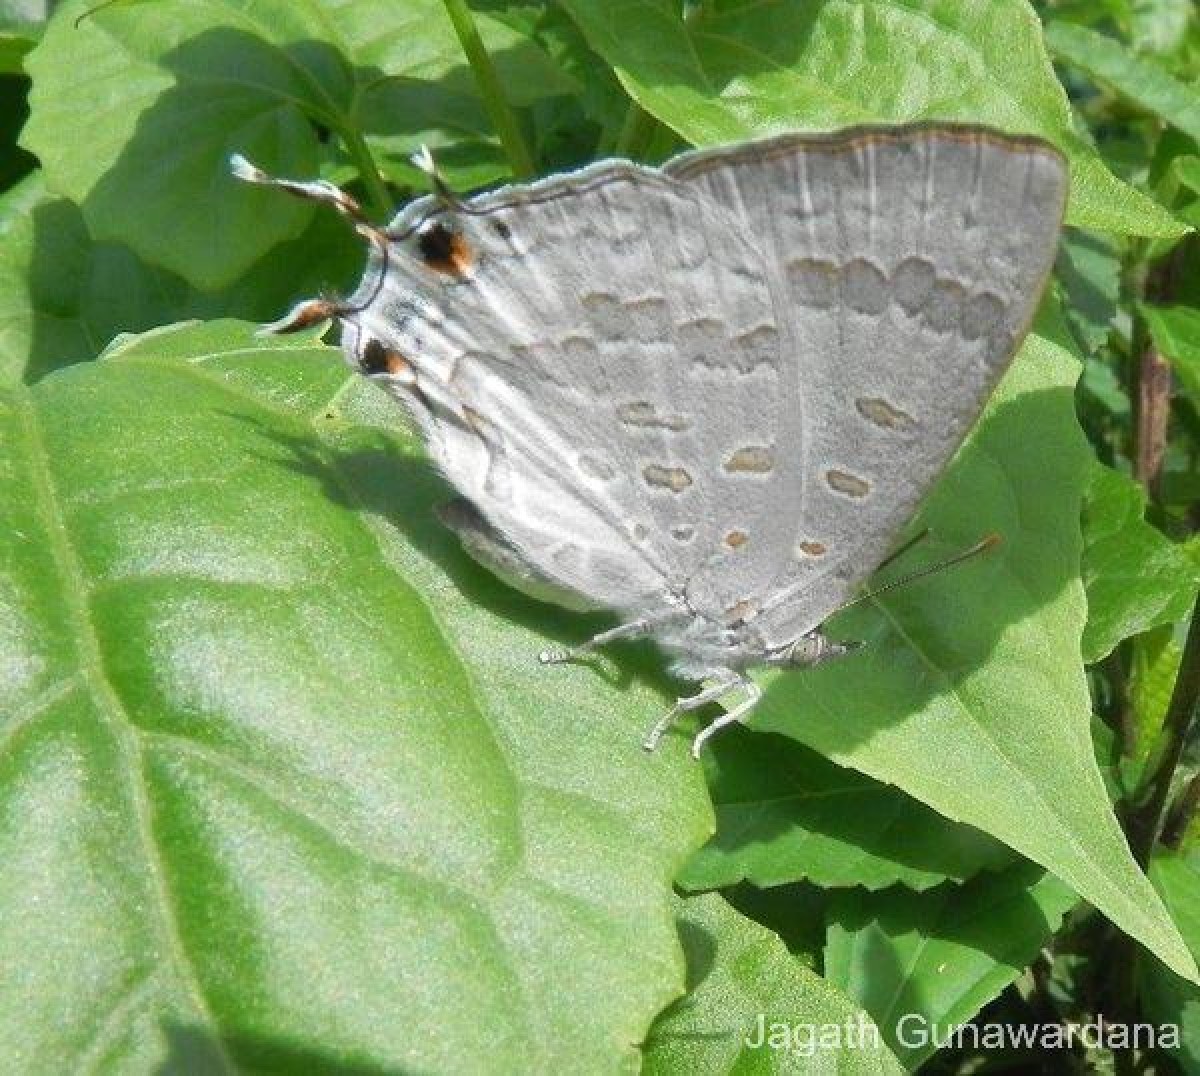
xmin=233 ymin=123 xmax=1067 ymax=757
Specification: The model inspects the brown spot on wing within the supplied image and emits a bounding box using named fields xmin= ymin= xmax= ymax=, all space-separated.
xmin=418 ymin=221 xmax=472 ymax=275
xmin=643 ymin=464 xmax=692 ymax=493
xmin=360 ymin=339 xmax=415 ymax=382
xmin=724 ymin=599 xmax=755 ymax=626
xmin=826 ymin=469 xmax=871 ymax=498
xmin=617 ymin=401 xmax=691 ymax=431
xmin=797 ymin=540 xmax=827 ymax=557
xmin=723 ymin=445 xmax=774 ymax=473
xmin=855 ymin=397 xmax=916 ymax=431
xmin=724 ymin=530 xmax=749 ymax=549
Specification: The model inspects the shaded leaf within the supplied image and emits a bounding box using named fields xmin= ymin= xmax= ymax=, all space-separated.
xmin=1130 ymin=0 xmax=1195 ymax=56
xmin=644 ymin=892 xmax=903 ymax=1075
xmin=1081 ymin=462 xmax=1200 ymax=662
xmin=679 ymin=727 xmax=1012 ymax=894
xmin=321 ymin=0 xmax=573 ymax=106
xmin=0 ymin=0 xmax=46 ymax=73
xmin=724 ymin=882 xmax=830 ymax=968
xmin=1142 ymin=302 xmax=1200 ymax=402
xmin=824 ymin=865 xmax=1078 ymax=1070
xmin=1177 ymin=156 xmax=1200 ymax=195
xmin=1139 ymin=849 xmax=1200 ymax=1072
xmin=0 ymin=321 xmax=712 ymax=1072
xmin=0 ymin=71 xmax=36 ymax=191
xmin=1056 ymin=228 xmax=1121 ymax=354
xmin=560 ymin=0 xmax=1188 ymax=238
xmin=0 ymin=173 xmax=362 ymax=386
xmin=742 ymin=310 xmax=1196 ymax=983
xmin=20 ymin=0 xmax=570 ymax=288
xmin=1045 ymin=21 xmax=1200 ymax=143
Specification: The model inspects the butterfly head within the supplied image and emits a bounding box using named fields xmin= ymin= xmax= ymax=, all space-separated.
xmin=767 ymin=632 xmax=864 ymax=669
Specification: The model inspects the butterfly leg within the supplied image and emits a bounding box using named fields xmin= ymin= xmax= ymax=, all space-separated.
xmin=641 ymin=670 xmax=743 ymax=753
xmin=690 ymin=678 xmax=764 ymax=759
xmin=538 ymin=609 xmax=683 ymax=666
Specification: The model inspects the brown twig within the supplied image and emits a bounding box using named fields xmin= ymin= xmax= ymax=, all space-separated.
xmin=1132 ymin=248 xmax=1181 ymax=501
xmin=1134 ymin=344 xmax=1171 ymax=500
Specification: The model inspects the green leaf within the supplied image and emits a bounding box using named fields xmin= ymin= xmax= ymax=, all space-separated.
xmin=824 ymin=864 xmax=1078 ymax=1070
xmin=643 ymin=892 xmax=904 ymax=1075
xmin=559 ymin=0 xmax=1189 ymax=239
xmin=743 ymin=310 xmax=1198 ymax=984
xmin=0 ymin=0 xmax=47 ymax=73
xmin=1045 ymin=21 xmax=1200 ymax=143
xmin=19 ymin=0 xmax=572 ymax=289
xmin=321 ymin=0 xmax=573 ymax=106
xmin=1130 ymin=0 xmax=1195 ymax=56
xmin=0 ymin=173 xmax=363 ymax=386
xmin=1056 ymin=228 xmax=1121 ymax=355
xmin=1081 ymin=463 xmax=1200 ymax=662
xmin=22 ymin=0 xmax=341 ymax=289
xmin=0 ymin=321 xmax=712 ymax=1071
xmin=679 ymin=727 xmax=1013 ymax=894
xmin=1141 ymin=302 xmax=1200 ymax=402
xmin=1177 ymin=156 xmax=1200 ymax=195
xmin=1140 ymin=849 xmax=1200 ymax=1072
xmin=1129 ymin=626 xmax=1185 ymax=761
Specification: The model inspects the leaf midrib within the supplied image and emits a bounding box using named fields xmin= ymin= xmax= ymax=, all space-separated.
xmin=13 ymin=391 xmax=236 ymax=1073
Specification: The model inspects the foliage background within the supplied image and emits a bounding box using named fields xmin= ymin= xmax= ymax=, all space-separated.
xmin=1 ymin=0 xmax=1199 ymax=1072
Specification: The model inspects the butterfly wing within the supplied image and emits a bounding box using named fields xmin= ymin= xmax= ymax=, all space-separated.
xmin=343 ymin=161 xmax=798 ymax=615
xmin=663 ymin=125 xmax=1068 ymax=646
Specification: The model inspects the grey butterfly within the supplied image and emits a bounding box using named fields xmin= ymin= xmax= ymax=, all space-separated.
xmin=233 ymin=124 xmax=1067 ymax=757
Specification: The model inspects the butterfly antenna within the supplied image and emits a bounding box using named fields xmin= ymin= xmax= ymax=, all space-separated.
xmin=833 ymin=533 xmax=1002 ymax=616
xmin=410 ymin=145 xmax=470 ymax=213
xmin=876 ymin=527 xmax=931 ymax=573
xmin=229 ymin=154 xmax=392 ymax=333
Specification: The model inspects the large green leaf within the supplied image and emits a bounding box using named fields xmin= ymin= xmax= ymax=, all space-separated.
xmin=679 ymin=727 xmax=1012 ymax=894
xmin=1142 ymin=302 xmax=1200 ymax=403
xmin=0 ymin=172 xmax=362 ymax=386
xmin=1081 ymin=462 xmax=1200 ymax=662
xmin=559 ymin=0 xmax=1188 ymax=239
xmin=1045 ymin=21 xmax=1200 ymax=143
xmin=20 ymin=0 xmax=571 ymax=289
xmin=644 ymin=892 xmax=904 ymax=1074
xmin=824 ymin=865 xmax=1078 ymax=1070
xmin=736 ymin=310 xmax=1196 ymax=983
xmin=0 ymin=320 xmax=712 ymax=1072
xmin=1140 ymin=849 xmax=1200 ymax=1073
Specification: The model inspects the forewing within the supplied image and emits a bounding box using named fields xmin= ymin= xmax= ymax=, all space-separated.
xmin=342 ymin=162 xmax=795 ymax=614
xmin=664 ymin=126 xmax=1068 ymax=644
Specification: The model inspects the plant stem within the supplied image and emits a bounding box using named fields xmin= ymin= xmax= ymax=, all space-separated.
xmin=1162 ymin=772 xmax=1200 ymax=849
xmin=440 ymin=0 xmax=535 ymax=178
xmin=341 ymin=127 xmax=394 ymax=221
xmin=1102 ymin=649 xmax=1136 ymax=757
xmin=1128 ymin=594 xmax=1200 ymax=866
xmin=613 ymin=103 xmax=659 ymax=160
